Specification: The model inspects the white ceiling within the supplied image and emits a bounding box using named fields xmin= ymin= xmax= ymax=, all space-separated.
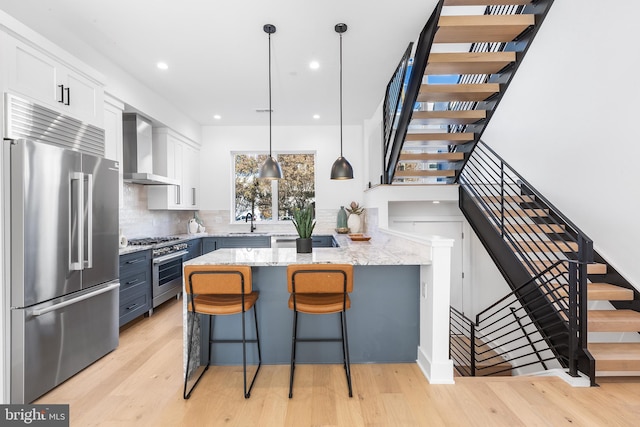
xmin=0 ymin=0 xmax=438 ymax=126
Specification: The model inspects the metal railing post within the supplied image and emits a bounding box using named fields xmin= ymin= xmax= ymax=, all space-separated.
xmin=500 ymin=161 xmax=505 ymax=237
xmin=568 ymin=261 xmax=578 ymax=377
xmin=470 ymin=320 xmax=476 ymax=376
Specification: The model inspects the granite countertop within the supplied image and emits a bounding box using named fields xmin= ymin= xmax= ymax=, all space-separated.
xmin=183 ymin=231 xmax=432 ymax=266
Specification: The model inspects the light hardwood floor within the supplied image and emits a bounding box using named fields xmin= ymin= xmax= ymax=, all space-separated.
xmin=35 ymin=298 xmax=640 ymax=426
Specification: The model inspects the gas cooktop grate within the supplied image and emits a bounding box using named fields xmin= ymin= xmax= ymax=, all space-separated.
xmin=127 ymin=237 xmax=180 ymax=246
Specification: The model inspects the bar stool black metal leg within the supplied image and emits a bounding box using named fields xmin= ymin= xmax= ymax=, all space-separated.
xmin=341 ymin=310 xmax=353 ymax=397
xmin=245 ymin=304 xmax=262 ymax=398
xmin=339 ymin=312 xmax=347 ymax=370
xmin=184 ymin=312 xmax=212 ymax=399
xmin=289 ymin=310 xmax=298 ymax=398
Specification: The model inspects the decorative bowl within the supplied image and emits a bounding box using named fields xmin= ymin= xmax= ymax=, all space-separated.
xmin=348 ymin=233 xmax=371 ymax=241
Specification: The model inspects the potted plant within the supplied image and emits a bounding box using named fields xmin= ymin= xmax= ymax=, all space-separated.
xmin=291 ymin=204 xmax=316 ymax=253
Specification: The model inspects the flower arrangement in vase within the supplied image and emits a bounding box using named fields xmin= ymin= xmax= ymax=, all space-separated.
xmin=346 ymin=201 xmax=364 ymax=234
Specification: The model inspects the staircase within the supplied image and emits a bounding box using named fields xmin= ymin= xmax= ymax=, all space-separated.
xmin=383 ymin=0 xmax=554 ymax=185
xmin=381 ymin=0 xmax=640 ymax=384
xmin=457 ymin=142 xmax=640 ymax=384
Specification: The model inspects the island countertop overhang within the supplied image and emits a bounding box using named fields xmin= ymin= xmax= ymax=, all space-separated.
xmin=183 ymin=230 xmax=433 ymax=267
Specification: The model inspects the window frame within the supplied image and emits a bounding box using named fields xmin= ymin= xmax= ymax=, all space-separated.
xmin=231 ymin=150 xmax=317 ymax=224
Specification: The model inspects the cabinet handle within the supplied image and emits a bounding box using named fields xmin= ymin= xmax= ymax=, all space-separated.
xmin=175 ymin=186 xmax=181 ymax=205
xmin=64 ymin=87 xmax=70 ymax=105
xmin=126 ymin=258 xmax=145 ymax=265
xmin=58 ymin=84 xmax=64 ymax=103
xmin=192 ymin=187 xmax=196 ymax=206
xmin=125 ymin=278 xmax=141 ymax=286
xmin=126 ymin=303 xmax=139 ymax=311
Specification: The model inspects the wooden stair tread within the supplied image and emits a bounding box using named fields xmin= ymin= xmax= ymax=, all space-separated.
xmin=588 ymin=283 xmax=635 ymax=301
xmin=395 ymin=169 xmax=456 ymax=178
xmin=426 ymin=51 xmax=516 ymax=75
xmin=550 ymin=283 xmax=634 ymax=301
xmin=588 ymin=310 xmax=640 ymax=332
xmin=529 ymin=261 xmax=607 ymax=275
xmin=501 ymin=223 xmax=566 ymax=234
xmin=508 ymin=239 xmax=578 ymax=253
xmin=489 ymin=207 xmax=549 ymax=217
xmin=418 ymin=83 xmax=500 ymax=102
xmin=480 ymin=195 xmax=535 ymax=203
xmin=445 ymin=0 xmax=532 ymax=5
xmin=435 ymin=14 xmax=536 ymax=44
xmin=405 ymin=132 xmax=474 ymax=144
xmin=399 ymin=152 xmax=465 ymax=162
xmin=589 ymin=343 xmax=640 ymax=372
xmin=451 ymin=335 xmax=512 ymax=376
xmin=411 ymin=109 xmax=486 ymax=125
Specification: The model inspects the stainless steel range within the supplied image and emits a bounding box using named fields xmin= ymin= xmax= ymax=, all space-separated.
xmin=128 ymin=237 xmax=188 ymax=309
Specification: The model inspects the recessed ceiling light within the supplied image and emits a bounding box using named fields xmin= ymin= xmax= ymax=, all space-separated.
xmin=432 ymin=200 xmax=440 ymax=204
xmin=313 ymin=114 xmax=320 ymax=120
xmin=309 ymin=61 xmax=320 ymax=70
xmin=157 ymin=62 xmax=168 ymax=70
xmin=213 ymin=115 xmax=221 ymax=120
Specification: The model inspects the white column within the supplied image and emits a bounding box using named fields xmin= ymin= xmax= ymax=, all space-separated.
xmin=417 ymin=237 xmax=455 ymax=384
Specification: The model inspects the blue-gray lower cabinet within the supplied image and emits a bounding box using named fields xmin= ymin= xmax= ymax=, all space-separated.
xmin=184 ymin=238 xmax=202 ymax=260
xmin=202 ymin=236 xmax=271 ymax=254
xmin=119 ymin=250 xmax=152 ymax=327
xmin=198 ymin=265 xmax=420 ymax=364
xmin=202 ymin=238 xmax=218 ymax=254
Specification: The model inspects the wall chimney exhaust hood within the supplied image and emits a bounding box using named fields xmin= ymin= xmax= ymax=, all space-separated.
xmin=122 ymin=113 xmax=179 ymax=185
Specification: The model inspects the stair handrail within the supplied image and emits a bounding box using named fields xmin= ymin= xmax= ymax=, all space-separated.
xmin=450 ymin=259 xmax=584 ymax=377
xmin=470 ymin=141 xmax=594 ymax=245
xmin=459 ymin=140 xmax=594 ymax=382
xmin=382 ymin=42 xmax=413 ymax=166
xmin=475 ymin=259 xmax=571 ymax=323
xmin=383 ymin=0 xmax=444 ymax=184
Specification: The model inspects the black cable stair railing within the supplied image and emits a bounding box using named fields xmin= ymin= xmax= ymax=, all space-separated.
xmin=382 ymin=0 xmax=444 ymax=185
xmin=382 ymin=42 xmax=413 ymax=179
xmin=454 ymin=140 xmax=596 ymax=384
xmin=450 ymin=260 xmax=582 ymax=377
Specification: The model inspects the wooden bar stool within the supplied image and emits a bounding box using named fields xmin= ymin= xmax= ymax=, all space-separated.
xmin=183 ymin=265 xmax=262 ymax=399
xmin=287 ymin=263 xmax=354 ymax=398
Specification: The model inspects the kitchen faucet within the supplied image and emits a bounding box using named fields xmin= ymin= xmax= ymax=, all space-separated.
xmin=245 ymin=213 xmax=256 ymax=232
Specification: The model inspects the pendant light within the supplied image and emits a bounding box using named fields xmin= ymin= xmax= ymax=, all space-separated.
xmin=330 ymin=23 xmax=354 ymax=180
xmin=258 ymin=24 xmax=283 ymax=180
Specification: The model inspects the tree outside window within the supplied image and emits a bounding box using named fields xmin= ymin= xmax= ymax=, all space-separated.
xmin=234 ymin=153 xmax=315 ymax=222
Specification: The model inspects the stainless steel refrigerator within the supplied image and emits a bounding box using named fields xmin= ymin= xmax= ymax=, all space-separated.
xmin=4 ymin=95 xmax=120 ymax=403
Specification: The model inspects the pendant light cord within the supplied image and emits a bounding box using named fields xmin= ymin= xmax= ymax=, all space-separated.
xmin=339 ymin=32 xmax=343 ymax=157
xmin=268 ymin=32 xmax=273 ymax=157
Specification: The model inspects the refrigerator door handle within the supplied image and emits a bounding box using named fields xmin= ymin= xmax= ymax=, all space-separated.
xmin=31 ymin=282 xmax=120 ymax=316
xmin=85 ymin=173 xmax=93 ymax=269
xmin=69 ymin=171 xmax=84 ymax=271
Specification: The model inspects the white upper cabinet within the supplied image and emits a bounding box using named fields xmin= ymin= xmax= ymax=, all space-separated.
xmin=103 ymin=94 xmax=124 ymax=207
xmin=2 ymin=32 xmax=104 ymax=128
xmin=147 ymin=128 xmax=200 ymax=211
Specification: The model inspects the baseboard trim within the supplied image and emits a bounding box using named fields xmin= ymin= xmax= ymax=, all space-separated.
xmin=417 ymin=346 xmax=455 ymax=384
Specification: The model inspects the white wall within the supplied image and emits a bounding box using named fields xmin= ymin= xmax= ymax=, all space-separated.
xmin=199 ymin=125 xmax=365 ymax=214
xmin=482 ymin=0 xmax=640 ymax=288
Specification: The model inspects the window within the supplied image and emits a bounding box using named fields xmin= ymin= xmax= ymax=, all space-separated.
xmin=233 ymin=153 xmax=315 ymax=222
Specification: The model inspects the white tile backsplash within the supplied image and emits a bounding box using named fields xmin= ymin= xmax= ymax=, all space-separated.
xmin=119 ymin=183 xmax=195 ymax=238
xmin=120 ymin=183 xmax=375 ymax=238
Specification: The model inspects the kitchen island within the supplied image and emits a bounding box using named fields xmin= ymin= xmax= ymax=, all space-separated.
xmin=182 ymin=229 xmax=455 ymax=384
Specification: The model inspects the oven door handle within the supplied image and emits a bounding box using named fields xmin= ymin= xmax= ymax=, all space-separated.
xmin=152 ymin=250 xmax=188 ymax=265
